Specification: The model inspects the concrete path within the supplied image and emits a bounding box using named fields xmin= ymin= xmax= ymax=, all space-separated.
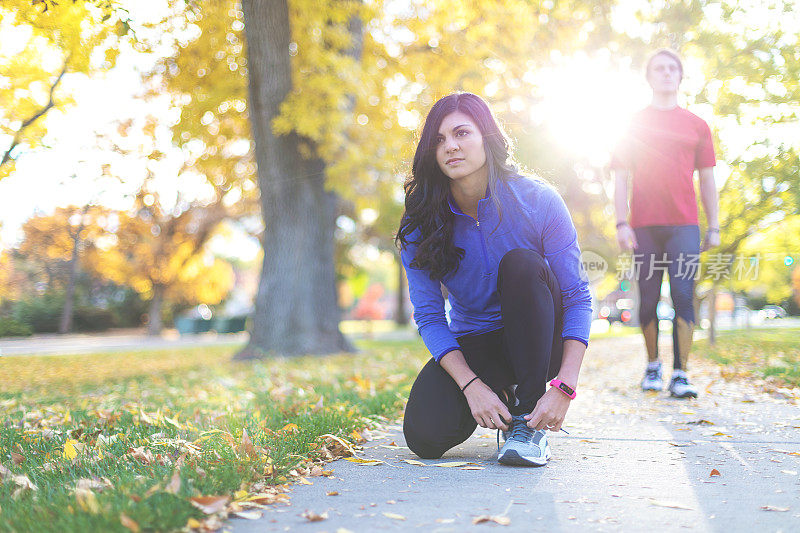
xmin=232 ymin=335 xmax=800 ymax=532
xmin=0 ymin=329 xmax=249 ymax=357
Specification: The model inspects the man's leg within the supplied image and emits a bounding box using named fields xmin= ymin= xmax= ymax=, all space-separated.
xmin=665 ymin=225 xmax=701 ymax=371
xmin=634 ymin=226 xmax=664 ymax=364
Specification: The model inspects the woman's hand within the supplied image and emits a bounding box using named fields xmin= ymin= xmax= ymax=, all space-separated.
xmin=524 ymin=387 xmax=571 ymax=432
xmin=464 ymin=380 xmax=511 ymax=431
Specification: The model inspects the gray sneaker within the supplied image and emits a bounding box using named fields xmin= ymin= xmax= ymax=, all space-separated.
xmin=669 ymin=370 xmax=698 ymax=398
xmin=642 ymin=361 xmax=664 ymax=391
xmin=497 ymin=415 xmax=551 ymax=466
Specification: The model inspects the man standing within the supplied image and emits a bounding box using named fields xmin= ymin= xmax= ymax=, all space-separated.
xmin=611 ymin=49 xmax=720 ymax=398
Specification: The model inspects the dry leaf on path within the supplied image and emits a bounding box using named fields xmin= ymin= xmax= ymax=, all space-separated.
xmin=298 ymin=477 xmax=313 ymax=485
xmin=709 ymin=469 xmax=721 ymax=477
xmin=761 ymin=505 xmax=789 ymax=512
xmin=649 ymin=499 xmax=693 ymax=510
xmin=191 ymin=495 xmax=230 ymax=514
xmin=401 ymin=459 xmax=426 ymax=466
xmin=473 ymin=515 xmax=511 ymax=525
xmin=301 ymin=510 xmax=328 ymax=522
xmin=780 ymin=470 xmax=797 ymax=475
xmin=434 ymin=461 xmax=471 ymax=467
xmin=382 ymin=512 xmax=406 ymax=521
xmin=343 ymin=457 xmax=384 ymax=466
xmin=462 ymin=466 xmax=485 ymax=470
xmin=232 ymin=510 xmax=263 ymax=520
xmin=326 ymin=491 xmax=339 ymax=496
xmin=119 ymin=513 xmax=140 ymax=532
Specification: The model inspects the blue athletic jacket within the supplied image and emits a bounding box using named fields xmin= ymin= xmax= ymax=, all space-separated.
xmin=400 ymin=176 xmax=592 ymax=362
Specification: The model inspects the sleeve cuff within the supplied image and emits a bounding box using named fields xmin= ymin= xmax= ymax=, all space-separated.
xmin=562 ymin=336 xmax=588 ymax=347
xmin=434 ymin=345 xmax=461 ymax=363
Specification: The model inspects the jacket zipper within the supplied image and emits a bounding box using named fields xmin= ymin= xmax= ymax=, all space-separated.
xmin=475 ymin=218 xmax=490 ymax=273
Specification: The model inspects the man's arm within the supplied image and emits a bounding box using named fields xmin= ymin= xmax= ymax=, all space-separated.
xmin=698 ymin=167 xmax=720 ymax=250
xmin=613 ymin=168 xmax=638 ymax=250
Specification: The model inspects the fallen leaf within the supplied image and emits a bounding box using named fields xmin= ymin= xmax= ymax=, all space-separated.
xmin=350 ymin=429 xmax=365 ymax=443
xmin=710 ymin=432 xmax=731 ymax=437
xmin=709 ymin=469 xmax=721 ymax=477
xmin=301 ymin=510 xmax=328 ymax=522
xmin=760 ymin=505 xmax=789 ymax=512
xmin=281 ymin=423 xmax=300 ymax=434
xmin=120 ymin=513 xmax=140 ymax=532
xmin=0 ymin=464 xmax=11 ymax=481
xmin=473 ymin=515 xmax=511 ymax=525
xmin=401 ymin=459 xmax=426 ymax=466
xmin=388 ymin=441 xmax=397 ymax=447
xmin=76 ymin=477 xmax=114 ymax=492
xmin=308 ymin=465 xmax=324 ymax=477
xmin=343 ymin=457 xmax=384 ymax=465
xmin=326 ymin=491 xmax=339 ymax=496
xmin=382 ymin=512 xmax=406 ymax=521
xmin=436 ymin=518 xmax=456 ymax=524
xmin=687 ymin=419 xmax=714 ymax=426
xmin=649 ymin=499 xmax=693 ymax=510
xmin=462 ymin=466 xmax=485 ymax=470
xmin=434 ymin=461 xmax=470 ymax=467
xmin=298 ymin=477 xmax=313 ymax=485
xmin=186 ymin=518 xmax=203 ymax=529
xmin=165 ymin=469 xmax=181 ymax=494
xmin=237 ymin=429 xmax=258 ymax=459
xmin=668 ymin=442 xmax=693 ymax=447
xmin=780 ymin=470 xmax=797 ymax=476
xmin=232 ymin=510 xmax=263 ymax=520
xmin=191 ymin=495 xmax=230 ymax=514
xmin=75 ymin=488 xmax=101 ymax=514
xmin=10 ymin=452 xmax=24 ymax=465
xmin=312 ymin=396 xmax=324 ymax=412
xmin=63 ymin=439 xmax=85 ymax=461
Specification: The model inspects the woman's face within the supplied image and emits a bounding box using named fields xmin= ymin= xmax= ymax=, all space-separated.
xmin=435 ymin=111 xmax=487 ymax=183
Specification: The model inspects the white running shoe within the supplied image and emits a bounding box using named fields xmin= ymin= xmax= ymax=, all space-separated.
xmin=641 ymin=361 xmax=664 ymax=391
xmin=669 ymin=370 xmax=698 ymax=398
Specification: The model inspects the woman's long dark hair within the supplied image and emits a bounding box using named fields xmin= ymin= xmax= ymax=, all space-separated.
xmin=395 ymin=93 xmax=519 ymax=281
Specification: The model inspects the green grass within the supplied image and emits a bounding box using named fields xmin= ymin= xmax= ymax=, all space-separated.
xmin=0 ymin=339 xmax=428 ymax=532
xmin=694 ymin=327 xmax=800 ymax=387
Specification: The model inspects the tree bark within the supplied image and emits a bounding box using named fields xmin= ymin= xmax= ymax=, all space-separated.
xmin=58 ymin=231 xmax=81 ymax=334
xmin=708 ymin=283 xmax=718 ymax=346
xmin=148 ymin=284 xmax=164 ymax=336
xmin=395 ymin=252 xmax=408 ymax=326
xmin=236 ymin=0 xmax=351 ymax=358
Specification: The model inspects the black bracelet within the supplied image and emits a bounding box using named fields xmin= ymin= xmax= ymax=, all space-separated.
xmin=461 ymin=376 xmax=480 ymax=393
xmin=616 ymin=221 xmax=629 ymax=229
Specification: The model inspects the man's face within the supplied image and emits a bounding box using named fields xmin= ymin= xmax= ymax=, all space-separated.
xmin=647 ymin=53 xmax=682 ymax=94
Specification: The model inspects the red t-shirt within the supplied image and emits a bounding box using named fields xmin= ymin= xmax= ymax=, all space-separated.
xmin=611 ymin=106 xmax=716 ymax=228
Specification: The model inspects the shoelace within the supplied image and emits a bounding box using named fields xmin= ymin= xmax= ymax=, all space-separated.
xmin=646 ymin=368 xmax=660 ymax=380
xmin=495 ymin=415 xmax=570 ymax=452
xmin=672 ymin=376 xmax=689 ymax=386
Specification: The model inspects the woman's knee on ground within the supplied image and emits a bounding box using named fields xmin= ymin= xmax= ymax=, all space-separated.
xmin=402 ymin=419 xmax=454 ymax=459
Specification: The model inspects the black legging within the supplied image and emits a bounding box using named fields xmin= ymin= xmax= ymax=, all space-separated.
xmin=403 ymin=248 xmax=564 ymax=459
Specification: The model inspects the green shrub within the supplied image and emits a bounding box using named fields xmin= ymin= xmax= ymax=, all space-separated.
xmin=0 ymin=317 xmax=33 ymax=337
xmin=12 ymin=293 xmax=63 ymax=333
xmin=73 ymin=307 xmax=115 ymax=332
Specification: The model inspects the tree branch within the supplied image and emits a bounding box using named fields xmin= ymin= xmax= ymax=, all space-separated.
xmin=1 ymin=57 xmax=70 ymax=169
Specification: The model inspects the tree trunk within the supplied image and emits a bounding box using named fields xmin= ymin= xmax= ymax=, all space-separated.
xmin=58 ymin=231 xmax=81 ymax=334
xmin=236 ymin=0 xmax=351 ymax=358
xmin=147 ymin=284 xmax=164 ymax=336
xmin=395 ymin=252 xmax=408 ymax=326
xmin=708 ymin=283 xmax=718 ymax=346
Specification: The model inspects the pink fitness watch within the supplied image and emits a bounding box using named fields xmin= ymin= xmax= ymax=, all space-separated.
xmin=549 ymin=378 xmax=576 ymax=399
